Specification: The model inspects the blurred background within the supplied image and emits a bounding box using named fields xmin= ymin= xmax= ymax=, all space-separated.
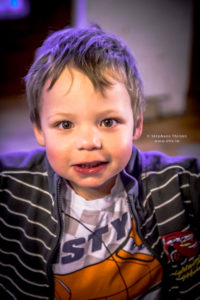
xmin=0 ymin=0 xmax=199 ymax=157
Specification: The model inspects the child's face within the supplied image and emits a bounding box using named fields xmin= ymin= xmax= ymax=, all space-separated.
xmin=34 ymin=67 xmax=142 ymax=200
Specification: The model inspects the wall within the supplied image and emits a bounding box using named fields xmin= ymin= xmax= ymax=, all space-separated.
xmin=86 ymin=0 xmax=193 ymax=116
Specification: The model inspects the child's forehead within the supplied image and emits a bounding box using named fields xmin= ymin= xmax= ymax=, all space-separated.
xmin=42 ymin=66 xmax=126 ymax=98
xmin=40 ymin=67 xmax=132 ymax=116
xmin=43 ymin=67 xmax=94 ymax=99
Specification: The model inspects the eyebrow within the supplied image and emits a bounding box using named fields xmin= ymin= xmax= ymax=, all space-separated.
xmin=47 ymin=113 xmax=75 ymax=121
xmin=97 ymin=109 xmax=124 ymax=116
xmin=47 ymin=108 xmax=123 ymax=122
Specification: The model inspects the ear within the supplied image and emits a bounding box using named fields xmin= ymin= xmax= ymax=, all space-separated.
xmin=33 ymin=124 xmax=45 ymax=146
xmin=132 ymin=114 xmax=143 ymax=141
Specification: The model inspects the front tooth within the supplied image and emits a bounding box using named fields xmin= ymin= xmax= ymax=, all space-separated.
xmin=81 ymin=164 xmax=87 ymax=168
xmin=81 ymin=162 xmax=99 ymax=168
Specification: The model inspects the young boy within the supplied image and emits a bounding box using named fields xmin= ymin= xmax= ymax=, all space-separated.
xmin=0 ymin=25 xmax=200 ymax=300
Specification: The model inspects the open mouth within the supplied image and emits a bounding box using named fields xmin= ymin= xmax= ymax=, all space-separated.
xmin=77 ymin=162 xmax=107 ymax=168
xmin=73 ymin=161 xmax=108 ymax=174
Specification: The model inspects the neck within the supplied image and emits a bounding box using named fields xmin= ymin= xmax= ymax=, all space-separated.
xmin=69 ymin=176 xmax=117 ymax=200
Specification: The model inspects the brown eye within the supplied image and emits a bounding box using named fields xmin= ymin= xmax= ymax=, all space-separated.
xmin=100 ymin=119 xmax=117 ymax=128
xmin=58 ymin=121 xmax=74 ymax=129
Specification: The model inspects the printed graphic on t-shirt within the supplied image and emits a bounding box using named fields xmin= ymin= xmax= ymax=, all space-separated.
xmin=53 ymin=219 xmax=163 ymax=300
xmin=54 ymin=210 xmax=132 ymax=274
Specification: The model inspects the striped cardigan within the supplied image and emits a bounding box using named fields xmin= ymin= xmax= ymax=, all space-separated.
xmin=0 ymin=147 xmax=200 ymax=299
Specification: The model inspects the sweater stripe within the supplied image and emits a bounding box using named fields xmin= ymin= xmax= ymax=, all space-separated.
xmin=0 ymin=249 xmax=46 ymax=275
xmin=0 ymin=188 xmax=58 ymax=224
xmin=1 ymin=170 xmax=48 ymax=176
xmin=0 ymin=233 xmax=47 ymax=263
xmin=141 ymin=212 xmax=154 ymax=229
xmin=141 ymin=184 xmax=190 ymax=230
xmin=144 ymin=223 xmax=157 ymax=239
xmin=151 ymin=236 xmax=161 ymax=249
xmin=143 ymin=173 xmax=179 ymax=207
xmin=0 ymin=174 xmax=54 ymax=206
xmin=0 ymin=275 xmax=49 ymax=299
xmin=180 ymin=183 xmax=190 ymax=189
xmin=0 ymin=218 xmax=51 ymax=251
xmin=179 ymin=281 xmax=200 ymax=294
xmin=184 ymin=199 xmax=192 ymax=204
xmin=157 ymin=209 xmax=185 ymax=226
xmin=154 ymin=192 xmax=181 ymax=209
xmin=0 ymin=202 xmax=57 ymax=238
xmin=141 ymin=165 xmax=200 ymax=180
xmin=0 ymin=282 xmax=16 ymax=299
xmin=0 ymin=262 xmax=49 ymax=287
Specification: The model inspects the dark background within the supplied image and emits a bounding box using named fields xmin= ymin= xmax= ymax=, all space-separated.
xmin=0 ymin=0 xmax=72 ymax=97
xmin=0 ymin=0 xmax=199 ymax=101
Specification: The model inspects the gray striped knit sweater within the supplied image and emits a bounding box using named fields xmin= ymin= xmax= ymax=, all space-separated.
xmin=0 ymin=146 xmax=200 ymax=299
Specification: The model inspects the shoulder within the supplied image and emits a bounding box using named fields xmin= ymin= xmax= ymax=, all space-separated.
xmin=0 ymin=148 xmax=46 ymax=172
xmin=125 ymin=146 xmax=200 ymax=183
xmin=0 ymin=148 xmax=50 ymax=195
xmin=138 ymin=149 xmax=200 ymax=176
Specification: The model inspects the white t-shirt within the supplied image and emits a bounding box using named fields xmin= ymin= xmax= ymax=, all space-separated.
xmin=53 ymin=176 xmax=163 ymax=299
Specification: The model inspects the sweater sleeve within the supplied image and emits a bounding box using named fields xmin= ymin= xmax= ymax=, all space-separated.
xmin=140 ymin=149 xmax=200 ymax=237
xmin=187 ymin=157 xmax=200 ymax=239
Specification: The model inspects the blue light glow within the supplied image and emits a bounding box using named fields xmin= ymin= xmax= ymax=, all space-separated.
xmin=0 ymin=0 xmax=30 ymax=19
xmin=11 ymin=0 xmax=18 ymax=8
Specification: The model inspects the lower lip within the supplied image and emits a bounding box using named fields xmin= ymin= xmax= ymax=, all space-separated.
xmin=73 ymin=163 xmax=108 ymax=175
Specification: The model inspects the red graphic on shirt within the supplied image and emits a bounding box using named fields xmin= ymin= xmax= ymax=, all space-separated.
xmin=54 ymin=221 xmax=163 ymax=300
xmin=162 ymin=230 xmax=199 ymax=263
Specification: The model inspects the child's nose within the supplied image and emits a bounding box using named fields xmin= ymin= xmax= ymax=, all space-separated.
xmin=76 ymin=127 xmax=102 ymax=150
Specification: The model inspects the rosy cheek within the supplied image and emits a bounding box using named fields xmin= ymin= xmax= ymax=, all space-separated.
xmin=46 ymin=144 xmax=61 ymax=165
xmin=118 ymin=138 xmax=132 ymax=152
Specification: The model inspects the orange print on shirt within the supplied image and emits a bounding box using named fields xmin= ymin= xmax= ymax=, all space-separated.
xmin=54 ymin=220 xmax=163 ymax=300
